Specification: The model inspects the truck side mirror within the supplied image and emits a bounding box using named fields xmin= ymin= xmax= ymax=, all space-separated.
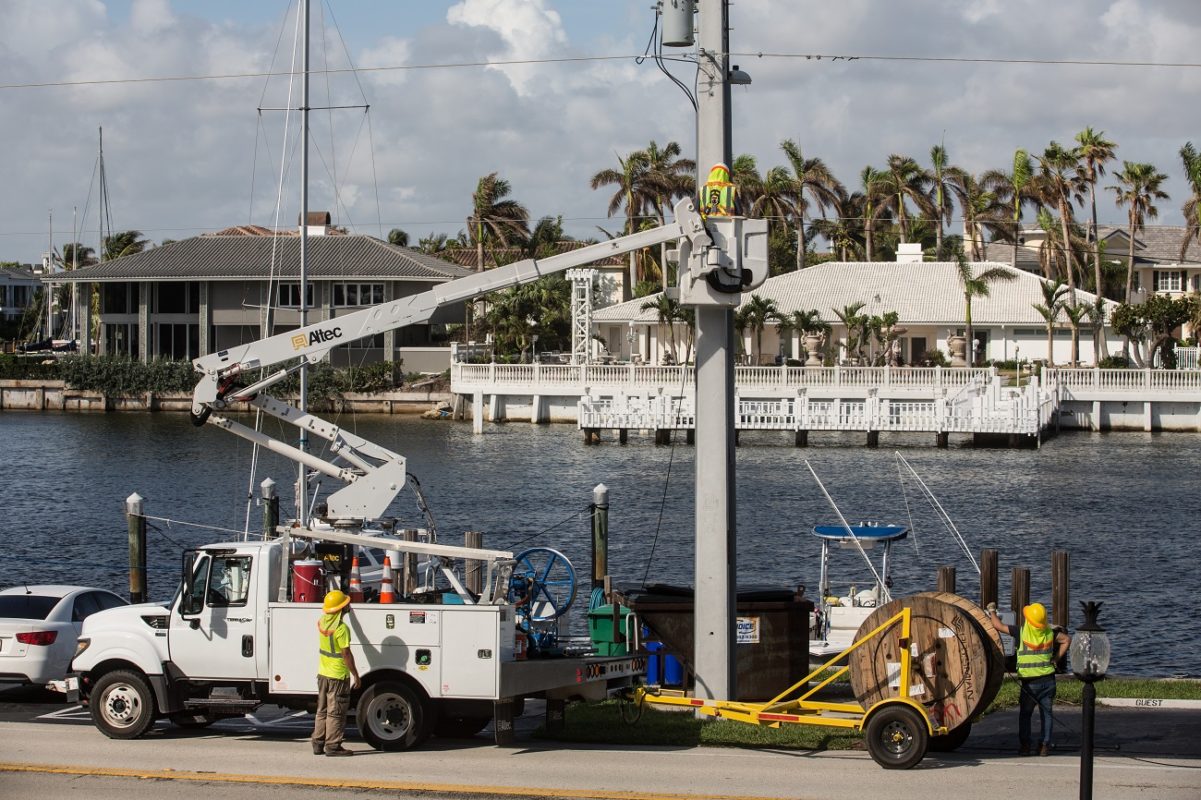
xmin=179 ymin=551 xmax=202 ymax=616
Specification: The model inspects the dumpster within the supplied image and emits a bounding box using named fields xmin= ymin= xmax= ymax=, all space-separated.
xmin=616 ymin=584 xmax=812 ymax=701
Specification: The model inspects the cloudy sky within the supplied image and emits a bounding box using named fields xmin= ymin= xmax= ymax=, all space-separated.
xmin=2 ymin=0 xmax=1199 ymax=263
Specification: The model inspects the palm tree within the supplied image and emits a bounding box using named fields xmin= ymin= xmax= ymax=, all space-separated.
xmin=809 ymin=187 xmax=862 ymax=261
xmin=929 ymin=145 xmax=957 ymax=260
xmin=731 ymin=153 xmax=764 ymax=213
xmin=103 ymin=230 xmax=148 ymax=261
xmin=642 ymin=140 xmax=695 ymax=223
xmin=640 ymin=294 xmax=682 ymax=363
xmin=955 ymin=253 xmax=1016 ymax=366
xmin=948 ymin=171 xmax=1007 ymax=261
xmin=387 ymin=229 xmax=409 ymax=247
xmin=1085 ymin=296 xmax=1109 ymax=365
xmin=858 ymin=167 xmax=889 ymax=260
xmin=748 ymin=165 xmax=799 ymax=240
xmin=1063 ymin=302 xmax=1089 ymax=366
xmin=1109 ymin=161 xmax=1169 ymax=302
xmin=982 ymin=149 xmax=1038 ymax=268
xmin=467 ymin=173 xmax=529 ymax=272
xmin=1075 ymin=127 xmax=1118 ymax=302
xmin=525 ymin=216 xmax=568 ymax=259
xmin=779 ymin=139 xmax=843 ymax=270
xmin=417 ymin=233 xmax=451 ymax=255
xmin=61 ymin=242 xmax=98 ymax=269
xmin=590 ymin=149 xmax=664 ymax=289
xmin=782 ymin=308 xmax=830 ymax=361
xmin=741 ymin=294 xmax=781 ymax=365
xmin=1036 ymin=142 xmax=1085 ymax=299
xmin=1032 ymin=280 xmax=1070 ymax=364
xmin=1179 ymin=142 xmax=1201 ymax=260
xmin=879 ymin=154 xmax=934 ymax=244
xmin=833 ymin=301 xmax=868 ymax=364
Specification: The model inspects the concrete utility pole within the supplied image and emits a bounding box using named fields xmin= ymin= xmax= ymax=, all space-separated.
xmin=692 ymin=0 xmax=736 ymax=702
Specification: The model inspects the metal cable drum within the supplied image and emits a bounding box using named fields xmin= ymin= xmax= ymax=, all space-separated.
xmin=912 ymin=591 xmax=1005 ymax=718
xmin=849 ymin=594 xmax=993 ymax=732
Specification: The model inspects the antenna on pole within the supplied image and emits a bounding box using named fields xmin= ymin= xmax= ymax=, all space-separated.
xmin=297 ymin=0 xmax=311 ymax=527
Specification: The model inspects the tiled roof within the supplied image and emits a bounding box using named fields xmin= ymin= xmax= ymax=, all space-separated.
xmin=985 ymin=226 xmax=1201 ymax=269
xmin=593 ymin=261 xmax=1116 ymax=327
xmin=438 ymin=241 xmax=626 ymax=269
xmin=48 ymin=235 xmax=473 ymax=283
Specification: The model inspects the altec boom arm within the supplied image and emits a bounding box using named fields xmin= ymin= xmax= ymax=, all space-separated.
xmin=189 ymin=200 xmax=714 ymax=522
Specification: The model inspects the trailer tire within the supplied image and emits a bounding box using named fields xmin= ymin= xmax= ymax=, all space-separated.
xmin=91 ymin=670 xmax=157 ymax=740
xmin=928 ymin=720 xmax=971 ymax=752
xmin=356 ymin=681 xmax=428 ymax=751
xmin=864 ymin=704 xmax=928 ymax=770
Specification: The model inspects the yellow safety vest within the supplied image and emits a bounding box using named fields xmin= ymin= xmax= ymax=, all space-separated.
xmin=701 ymin=164 xmax=736 ymax=217
xmin=317 ymin=613 xmax=350 ymax=680
xmin=1016 ymin=621 xmax=1055 ymax=679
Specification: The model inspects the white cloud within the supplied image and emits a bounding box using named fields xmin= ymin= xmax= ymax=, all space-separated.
xmin=446 ymin=0 xmax=568 ymax=95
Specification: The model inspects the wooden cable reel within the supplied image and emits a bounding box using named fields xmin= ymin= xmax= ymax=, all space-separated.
xmin=849 ymin=594 xmax=998 ymax=732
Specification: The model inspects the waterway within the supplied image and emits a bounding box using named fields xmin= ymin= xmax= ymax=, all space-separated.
xmin=2 ymin=412 xmax=1196 ymax=677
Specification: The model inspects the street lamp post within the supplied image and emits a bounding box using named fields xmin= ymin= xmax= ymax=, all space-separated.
xmin=1070 ymin=601 xmax=1110 ymax=800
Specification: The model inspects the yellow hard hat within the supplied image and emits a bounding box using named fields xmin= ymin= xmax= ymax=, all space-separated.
xmin=1023 ymin=602 xmax=1047 ymax=629
xmin=322 ymin=589 xmax=351 ymax=614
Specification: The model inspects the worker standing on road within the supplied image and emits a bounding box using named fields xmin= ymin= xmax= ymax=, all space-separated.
xmin=312 ymin=589 xmax=359 ymax=757
xmin=987 ymin=601 xmax=1070 ymax=756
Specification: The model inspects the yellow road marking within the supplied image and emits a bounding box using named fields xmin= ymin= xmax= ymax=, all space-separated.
xmin=0 ymin=762 xmax=787 ymax=800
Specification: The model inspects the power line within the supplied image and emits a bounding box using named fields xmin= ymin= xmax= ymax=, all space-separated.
xmin=3 ymin=50 xmax=1199 ymax=92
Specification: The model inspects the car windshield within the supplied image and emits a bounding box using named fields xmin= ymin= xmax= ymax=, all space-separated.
xmin=0 ymin=595 xmax=60 ymax=620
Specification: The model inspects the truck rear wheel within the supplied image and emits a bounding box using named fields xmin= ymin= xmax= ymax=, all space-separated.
xmin=356 ymin=681 xmax=429 ymax=751
xmin=91 ymin=670 xmax=156 ymax=740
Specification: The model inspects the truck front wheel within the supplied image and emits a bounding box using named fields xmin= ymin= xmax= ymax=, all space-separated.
xmin=356 ymin=681 xmax=429 ymax=751
xmin=91 ymin=670 xmax=157 ymax=739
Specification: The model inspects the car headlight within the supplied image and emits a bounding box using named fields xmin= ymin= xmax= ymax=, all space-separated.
xmin=74 ymin=638 xmax=91 ymax=659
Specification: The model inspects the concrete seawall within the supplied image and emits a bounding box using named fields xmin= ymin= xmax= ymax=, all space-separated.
xmin=0 ymin=379 xmax=451 ymax=415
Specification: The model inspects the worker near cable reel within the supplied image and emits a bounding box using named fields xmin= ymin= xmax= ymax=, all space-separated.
xmin=311 ymin=589 xmax=360 ymax=757
xmin=987 ymin=601 xmax=1070 ymax=756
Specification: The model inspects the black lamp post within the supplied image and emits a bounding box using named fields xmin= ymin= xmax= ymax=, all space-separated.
xmin=1070 ymin=601 xmax=1110 ymax=800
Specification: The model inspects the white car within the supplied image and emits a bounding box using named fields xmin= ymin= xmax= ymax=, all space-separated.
xmin=0 ymin=585 xmax=127 ymax=687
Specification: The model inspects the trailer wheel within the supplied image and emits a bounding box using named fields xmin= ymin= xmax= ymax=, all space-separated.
xmin=91 ymin=670 xmax=156 ymax=740
xmin=356 ymin=681 xmax=428 ymax=751
xmin=864 ymin=704 xmax=928 ymax=770
xmin=434 ymin=715 xmax=491 ymax=738
xmin=928 ymin=720 xmax=972 ymax=752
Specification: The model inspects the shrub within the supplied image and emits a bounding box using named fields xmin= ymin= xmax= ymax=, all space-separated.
xmin=0 ymin=354 xmax=60 ymax=380
xmin=1099 ymin=355 xmax=1131 ymax=369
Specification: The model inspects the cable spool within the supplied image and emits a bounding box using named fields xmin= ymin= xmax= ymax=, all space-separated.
xmin=849 ymin=594 xmax=994 ymax=733
xmin=912 ymin=591 xmax=1005 ymax=717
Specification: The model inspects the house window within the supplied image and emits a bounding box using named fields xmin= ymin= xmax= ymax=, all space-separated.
xmin=333 ymin=283 xmax=384 ymax=307
xmin=277 ymin=283 xmax=314 ymax=308
xmin=154 ymin=323 xmax=199 ymax=359
xmin=103 ymin=283 xmax=132 ymax=314
xmin=1154 ymin=270 xmax=1183 ymax=292
xmin=104 ymin=323 xmax=138 ymax=357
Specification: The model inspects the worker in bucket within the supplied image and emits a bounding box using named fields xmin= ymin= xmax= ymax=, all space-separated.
xmin=700 ymin=162 xmax=735 ymax=217
xmin=312 ymin=589 xmax=360 ymax=757
xmin=987 ymin=601 xmax=1070 ymax=756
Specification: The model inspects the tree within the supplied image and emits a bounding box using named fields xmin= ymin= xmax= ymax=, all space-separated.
xmin=868 ymin=311 xmax=902 ymax=366
xmin=955 ymin=253 xmax=1016 ymax=366
xmin=741 ymin=294 xmax=781 ymax=365
xmin=103 ymin=230 xmax=148 ymax=261
xmin=780 ymin=308 xmax=829 ymax=362
xmin=467 ymin=173 xmax=529 ymax=272
xmin=1075 ymin=127 xmax=1118 ymax=306
xmin=387 ymin=229 xmax=409 ymax=247
xmin=417 ymin=233 xmax=451 ymax=255
xmin=1036 ymin=142 xmax=1085 ymax=300
xmin=1032 ymin=280 xmax=1069 ymax=364
xmin=61 ymin=242 xmax=98 ymax=269
xmin=1085 ymin=296 xmax=1109 ymax=366
xmin=1063 ymin=302 xmax=1088 ymax=366
xmin=731 ymin=153 xmax=763 ymax=213
xmin=780 ymin=139 xmax=843 ymax=270
xmin=833 ymin=301 xmax=868 ymax=364
xmin=640 ymin=294 xmax=682 ymax=363
xmin=525 ymin=216 xmax=568 ymax=259
xmin=982 ymin=149 xmax=1038 ymax=268
xmin=947 ymin=171 xmax=1007 ymax=261
xmin=879 ymin=154 xmax=934 ymax=244
xmin=1109 ymin=161 xmax=1169 ymax=302
xmin=1111 ymin=295 xmax=1195 ymax=368
xmin=590 ymin=149 xmax=665 ymax=288
xmin=1179 ymin=142 xmax=1201 ymax=260
xmin=858 ymin=167 xmax=889 ymax=260
xmin=929 ymin=145 xmax=956 ymax=260
xmin=809 ymin=186 xmax=862 ymax=261
xmin=642 ymin=140 xmax=695 ymax=224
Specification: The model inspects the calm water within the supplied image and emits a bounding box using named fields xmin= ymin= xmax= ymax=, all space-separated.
xmin=1 ymin=412 xmax=1196 ymax=677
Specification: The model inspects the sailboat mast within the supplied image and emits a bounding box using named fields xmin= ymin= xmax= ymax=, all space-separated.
xmin=297 ymin=0 xmax=311 ymax=525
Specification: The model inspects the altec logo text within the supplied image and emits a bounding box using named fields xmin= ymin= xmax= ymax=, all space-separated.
xmin=291 ymin=327 xmax=343 ymax=351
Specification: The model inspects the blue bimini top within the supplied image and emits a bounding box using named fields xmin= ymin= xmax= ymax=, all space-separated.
xmin=811 ymin=524 xmax=909 ymax=542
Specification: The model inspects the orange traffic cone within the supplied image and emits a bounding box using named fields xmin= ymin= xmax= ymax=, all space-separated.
xmin=379 ymin=555 xmax=395 ymax=604
xmin=348 ymin=555 xmax=364 ymax=603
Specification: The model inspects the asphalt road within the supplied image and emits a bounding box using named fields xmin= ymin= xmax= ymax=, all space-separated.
xmin=1 ymin=687 xmax=1198 ymax=800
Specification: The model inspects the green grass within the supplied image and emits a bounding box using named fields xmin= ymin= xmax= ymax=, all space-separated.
xmin=536 ymin=677 xmax=1201 ymax=751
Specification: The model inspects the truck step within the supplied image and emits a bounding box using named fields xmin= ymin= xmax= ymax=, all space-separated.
xmin=183 ymin=698 xmax=261 ymax=710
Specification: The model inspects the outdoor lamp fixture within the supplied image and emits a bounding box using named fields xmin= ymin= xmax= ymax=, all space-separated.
xmin=728 ymin=65 xmax=752 ymax=85
xmin=1070 ymin=601 xmax=1109 ymax=800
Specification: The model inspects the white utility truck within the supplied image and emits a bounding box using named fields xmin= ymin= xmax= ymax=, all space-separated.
xmin=67 ymin=198 xmax=769 ymax=750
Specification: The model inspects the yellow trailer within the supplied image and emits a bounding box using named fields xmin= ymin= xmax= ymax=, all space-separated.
xmin=634 ymin=606 xmax=947 ymax=769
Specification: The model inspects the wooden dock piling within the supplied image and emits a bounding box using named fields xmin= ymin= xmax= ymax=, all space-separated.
xmin=936 ymin=565 xmax=956 ymax=593
xmin=126 ymin=493 xmax=147 ymax=604
xmin=1011 ymin=567 xmax=1030 ymax=616
xmin=591 ymin=484 xmax=609 ymax=590
xmin=980 ymin=549 xmax=998 ymax=609
xmin=1052 ymin=549 xmax=1070 ymax=629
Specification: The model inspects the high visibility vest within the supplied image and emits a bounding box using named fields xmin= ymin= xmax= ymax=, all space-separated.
xmin=701 ymin=164 xmax=736 ymax=217
xmin=1016 ymin=621 xmax=1055 ymax=679
xmin=317 ymin=613 xmax=350 ymax=680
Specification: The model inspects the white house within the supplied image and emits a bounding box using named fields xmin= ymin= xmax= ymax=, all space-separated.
xmin=0 ymin=265 xmax=39 ymax=325
xmin=592 ymin=257 xmax=1118 ymax=367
